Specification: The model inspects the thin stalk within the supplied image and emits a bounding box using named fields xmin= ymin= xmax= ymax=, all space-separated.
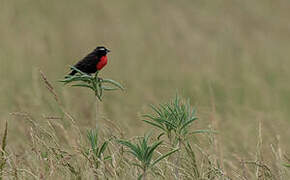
xmin=95 ymin=96 xmax=99 ymax=129
xmin=95 ymin=71 xmax=100 ymax=129
xmin=143 ymin=167 xmax=147 ymax=180
xmin=174 ymin=140 xmax=181 ymax=180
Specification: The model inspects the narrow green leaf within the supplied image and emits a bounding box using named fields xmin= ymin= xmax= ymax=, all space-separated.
xmin=146 ymin=141 xmax=163 ymax=164
xmin=98 ymin=83 xmax=103 ymax=98
xmin=98 ymin=141 xmax=108 ymax=158
xmin=151 ymin=148 xmax=179 ymax=167
xmin=137 ymin=174 xmax=143 ymax=180
xmin=102 ymin=79 xmax=124 ymax=90
xmin=132 ymin=163 xmax=143 ymax=169
xmin=101 ymin=86 xmax=118 ymax=91
xmin=117 ymin=140 xmax=142 ymax=159
xmin=163 ymin=119 xmax=177 ymax=129
xmin=142 ymin=120 xmax=165 ymax=131
xmin=180 ymin=118 xmax=195 ymax=132
xmin=157 ymin=132 xmax=165 ymax=140
xmin=71 ymin=84 xmax=95 ymax=91
xmin=149 ymin=104 xmax=163 ymax=117
xmin=189 ymin=129 xmax=217 ymax=135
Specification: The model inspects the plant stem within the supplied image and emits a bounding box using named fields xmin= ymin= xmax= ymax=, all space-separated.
xmin=143 ymin=168 xmax=147 ymax=180
xmin=95 ymin=96 xmax=99 ymax=129
xmin=174 ymin=140 xmax=181 ymax=180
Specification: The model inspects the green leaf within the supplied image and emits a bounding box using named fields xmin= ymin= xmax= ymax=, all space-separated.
xmin=87 ymin=129 xmax=99 ymax=155
xmin=189 ymin=129 xmax=217 ymax=135
xmin=71 ymin=84 xmax=95 ymax=91
xmin=162 ymin=119 xmax=177 ymax=129
xmin=142 ymin=114 xmax=158 ymax=121
xmin=132 ymin=163 xmax=143 ymax=169
xmin=137 ymin=174 xmax=143 ymax=180
xmin=101 ymin=86 xmax=118 ymax=91
xmin=146 ymin=140 xmax=163 ymax=164
xmin=102 ymin=79 xmax=124 ymax=90
xmin=149 ymin=104 xmax=163 ymax=117
xmin=157 ymin=132 xmax=165 ymax=140
xmin=179 ymin=118 xmax=196 ymax=132
xmin=117 ymin=140 xmax=142 ymax=160
xmin=283 ymin=163 xmax=290 ymax=168
xmin=98 ymin=141 xmax=108 ymax=158
xmin=151 ymin=148 xmax=179 ymax=167
xmin=142 ymin=120 xmax=165 ymax=131
xmin=98 ymin=83 xmax=103 ymax=98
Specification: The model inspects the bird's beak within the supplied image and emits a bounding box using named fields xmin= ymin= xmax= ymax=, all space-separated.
xmin=106 ymin=49 xmax=111 ymax=53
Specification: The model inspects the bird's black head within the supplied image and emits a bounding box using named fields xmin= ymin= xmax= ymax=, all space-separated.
xmin=94 ymin=46 xmax=111 ymax=56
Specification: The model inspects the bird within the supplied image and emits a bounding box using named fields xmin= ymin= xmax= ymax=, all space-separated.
xmin=68 ymin=46 xmax=110 ymax=76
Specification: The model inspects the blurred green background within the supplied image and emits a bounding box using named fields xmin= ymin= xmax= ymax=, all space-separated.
xmin=0 ymin=0 xmax=289 ymax=157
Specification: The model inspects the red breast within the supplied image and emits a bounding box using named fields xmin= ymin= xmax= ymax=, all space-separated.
xmin=96 ymin=56 xmax=108 ymax=70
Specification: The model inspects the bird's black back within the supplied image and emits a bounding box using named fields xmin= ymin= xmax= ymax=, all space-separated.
xmin=69 ymin=51 xmax=100 ymax=75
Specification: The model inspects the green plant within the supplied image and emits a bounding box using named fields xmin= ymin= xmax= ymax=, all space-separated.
xmin=60 ymin=66 xmax=124 ymax=101
xmin=118 ymin=133 xmax=178 ymax=180
xmin=143 ymin=95 xmax=213 ymax=178
xmin=143 ymin=95 xmax=210 ymax=146
xmin=60 ymin=66 xmax=124 ymax=127
xmin=83 ymin=129 xmax=111 ymax=170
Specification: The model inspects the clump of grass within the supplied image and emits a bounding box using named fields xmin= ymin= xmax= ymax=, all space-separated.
xmin=118 ymin=133 xmax=178 ymax=180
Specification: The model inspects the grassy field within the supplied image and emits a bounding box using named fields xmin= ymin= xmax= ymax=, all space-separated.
xmin=1 ymin=0 xmax=290 ymax=179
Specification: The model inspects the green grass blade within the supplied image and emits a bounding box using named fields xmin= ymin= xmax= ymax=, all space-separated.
xmin=71 ymin=84 xmax=95 ymax=91
xmin=151 ymin=148 xmax=179 ymax=167
xmin=102 ymin=79 xmax=124 ymax=90
xmin=98 ymin=141 xmax=108 ymax=158
xmin=189 ymin=129 xmax=217 ymax=135
xmin=101 ymin=86 xmax=118 ymax=91
xmin=146 ymin=141 xmax=162 ymax=164
xmin=142 ymin=120 xmax=165 ymax=131
xmin=149 ymin=104 xmax=163 ymax=117
xmin=118 ymin=140 xmax=142 ymax=160
xmin=179 ymin=118 xmax=196 ymax=132
xmin=132 ymin=163 xmax=143 ymax=169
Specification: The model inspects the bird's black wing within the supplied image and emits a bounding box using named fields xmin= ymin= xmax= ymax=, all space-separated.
xmin=69 ymin=52 xmax=99 ymax=75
